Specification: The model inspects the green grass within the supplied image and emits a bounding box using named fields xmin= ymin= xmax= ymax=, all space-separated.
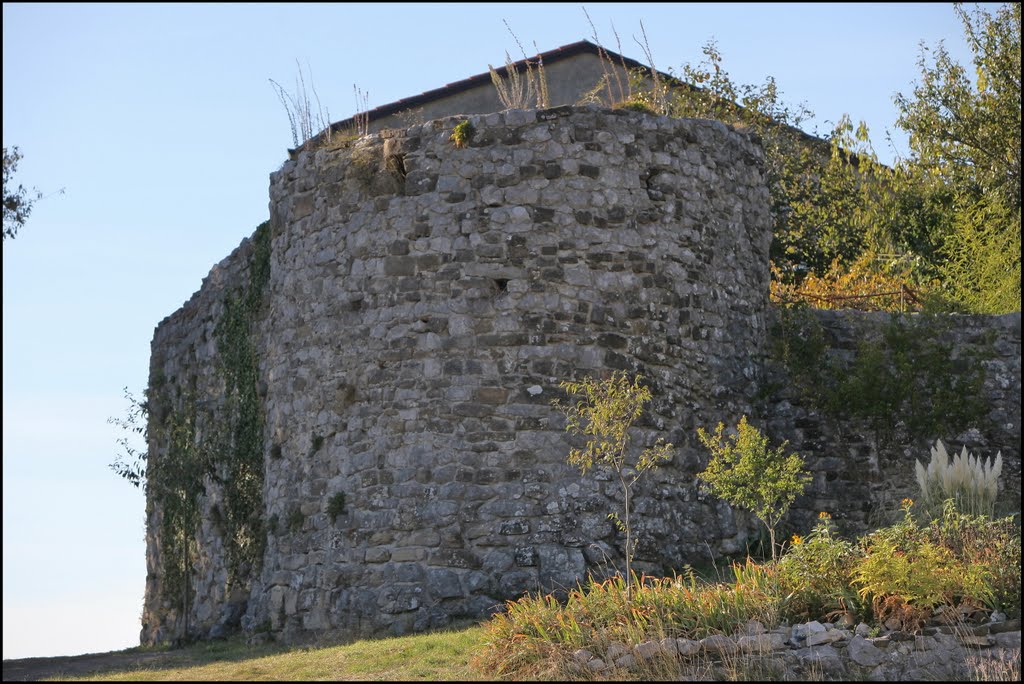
xmin=47 ymin=625 xmax=489 ymax=681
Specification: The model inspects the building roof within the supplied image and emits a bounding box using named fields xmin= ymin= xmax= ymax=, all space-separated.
xmin=307 ymin=39 xmax=827 ymax=155
xmin=320 ymin=40 xmax=671 ymax=139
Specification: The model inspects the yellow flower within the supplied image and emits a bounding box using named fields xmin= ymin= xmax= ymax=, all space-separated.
xmin=791 ymin=534 xmax=803 ymax=545
xmin=818 ymin=511 xmax=831 ymax=520
xmin=901 ymin=498 xmax=914 ymax=510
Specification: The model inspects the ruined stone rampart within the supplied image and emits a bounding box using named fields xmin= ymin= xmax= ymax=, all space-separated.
xmin=141 ymin=106 xmax=1020 ymax=646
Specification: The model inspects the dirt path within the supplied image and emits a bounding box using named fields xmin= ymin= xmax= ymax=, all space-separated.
xmin=2 ymin=649 xmax=177 ymax=681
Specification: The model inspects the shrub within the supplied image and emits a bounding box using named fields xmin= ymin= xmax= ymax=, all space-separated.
xmin=614 ymin=98 xmax=658 ymax=115
xmin=915 ymin=438 xmax=1002 ymax=519
xmin=851 ymin=499 xmax=998 ymax=631
xmin=697 ymin=416 xmax=811 ymax=560
xmin=286 ymin=506 xmax=304 ymax=534
xmin=770 ymin=252 xmax=932 ymax=312
xmin=928 ymin=500 xmax=1021 ymax=617
xmin=327 ymin=492 xmax=346 ymax=522
xmin=449 ymin=120 xmax=475 ymax=149
xmin=477 ymin=567 xmax=780 ymax=679
xmin=308 ymin=433 xmax=324 ymax=458
xmin=776 ymin=512 xmax=859 ymax=621
xmin=475 ymin=497 xmax=1021 ymax=677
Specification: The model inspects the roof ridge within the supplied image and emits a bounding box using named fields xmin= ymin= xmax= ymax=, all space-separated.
xmin=302 ymin=40 xmax=659 ymax=148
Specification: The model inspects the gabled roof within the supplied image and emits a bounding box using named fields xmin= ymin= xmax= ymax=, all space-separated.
xmin=322 ymin=40 xmax=670 ymax=138
xmin=310 ymin=39 xmax=827 ymax=155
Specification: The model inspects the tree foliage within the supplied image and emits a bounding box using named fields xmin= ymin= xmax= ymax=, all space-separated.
xmin=770 ymin=252 xmax=930 ymax=313
xmin=940 ymin=193 xmax=1021 ymax=313
xmin=895 ymin=2 xmax=1021 ymax=313
xmin=697 ymin=416 xmax=810 ymax=561
xmin=666 ymin=42 xmax=930 ymax=286
xmin=553 ymin=371 xmax=674 ymax=600
xmin=3 ymin=146 xmax=42 ymax=241
xmin=663 ymin=5 xmax=1020 ymax=312
xmin=895 ymin=3 xmax=1021 ymax=211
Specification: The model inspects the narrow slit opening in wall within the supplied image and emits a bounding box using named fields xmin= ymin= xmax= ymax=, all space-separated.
xmin=493 ymin=278 xmax=509 ymax=293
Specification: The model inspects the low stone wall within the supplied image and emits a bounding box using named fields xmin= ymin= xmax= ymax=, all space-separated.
xmin=574 ymin=618 xmax=1021 ymax=680
xmin=761 ymin=309 xmax=1022 ymax=540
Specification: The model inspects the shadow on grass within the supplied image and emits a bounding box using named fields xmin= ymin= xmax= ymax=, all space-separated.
xmin=6 ymin=621 xmax=488 ymax=682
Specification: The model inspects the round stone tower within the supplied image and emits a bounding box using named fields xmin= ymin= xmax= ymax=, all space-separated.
xmin=143 ymin=105 xmax=772 ymax=644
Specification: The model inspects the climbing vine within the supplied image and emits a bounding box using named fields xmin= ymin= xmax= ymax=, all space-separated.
xmin=769 ymin=308 xmax=990 ymax=441
xmin=148 ymin=392 xmax=204 ymax=617
xmin=119 ymin=221 xmax=272 ymax=629
xmin=211 ymin=220 xmax=271 ymax=586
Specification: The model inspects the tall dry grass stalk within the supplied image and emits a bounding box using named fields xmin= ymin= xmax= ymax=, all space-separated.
xmin=581 ymin=6 xmax=631 ymax=107
xmin=352 ymin=85 xmax=370 ymax=137
xmin=488 ymin=21 xmax=549 ymax=110
xmin=579 ymin=9 xmax=671 ymax=116
xmin=632 ymin=19 xmax=669 ymax=115
xmin=270 ymin=60 xmax=332 ymax=149
xmin=966 ymin=648 xmax=1022 ymax=682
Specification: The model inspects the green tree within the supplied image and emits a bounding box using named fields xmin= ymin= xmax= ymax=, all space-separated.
xmin=939 ymin=192 xmax=1021 ymax=313
xmin=697 ymin=416 xmax=810 ymax=561
xmin=553 ymin=371 xmax=674 ymax=600
xmin=667 ymin=33 xmax=1010 ymax=304
xmin=895 ymin=3 xmax=1020 ymax=211
xmin=668 ymin=41 xmax=914 ymax=282
xmin=894 ymin=3 xmax=1021 ymax=313
xmin=669 ymin=41 xmax=819 ymax=276
xmin=3 ymin=146 xmax=42 ymax=241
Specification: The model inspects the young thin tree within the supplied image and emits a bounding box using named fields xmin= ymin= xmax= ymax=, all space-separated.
xmin=697 ymin=416 xmax=810 ymax=561
xmin=554 ymin=371 xmax=673 ymax=600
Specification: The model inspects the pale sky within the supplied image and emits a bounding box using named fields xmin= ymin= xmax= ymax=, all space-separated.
xmin=2 ymin=2 xmax=988 ymax=659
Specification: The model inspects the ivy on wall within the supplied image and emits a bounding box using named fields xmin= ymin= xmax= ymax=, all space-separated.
xmin=211 ymin=220 xmax=271 ymax=586
xmin=145 ymin=221 xmax=272 ymax=629
xmin=768 ymin=308 xmax=990 ymax=441
xmin=147 ymin=387 xmax=203 ymax=621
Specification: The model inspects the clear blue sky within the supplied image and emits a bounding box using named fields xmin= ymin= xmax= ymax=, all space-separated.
xmin=2 ymin=2 xmax=987 ymax=659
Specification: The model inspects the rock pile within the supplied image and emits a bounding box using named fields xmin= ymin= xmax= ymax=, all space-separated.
xmin=571 ymin=617 xmax=1021 ymax=680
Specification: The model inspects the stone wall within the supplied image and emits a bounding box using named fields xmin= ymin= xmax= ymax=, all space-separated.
xmin=574 ymin=618 xmax=1021 ymax=681
xmin=761 ymin=309 xmax=1021 ymax=541
xmin=252 ymin=105 xmax=771 ymax=641
xmin=141 ymin=105 xmax=1021 ymax=647
xmin=142 ymin=232 xmax=268 ymax=645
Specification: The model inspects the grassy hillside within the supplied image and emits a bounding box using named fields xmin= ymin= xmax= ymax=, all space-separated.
xmin=44 ymin=626 xmax=489 ymax=681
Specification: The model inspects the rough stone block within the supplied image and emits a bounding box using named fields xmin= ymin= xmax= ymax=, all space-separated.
xmin=737 ymin=633 xmax=786 ymax=653
xmin=848 ymin=635 xmax=888 ymax=668
xmin=475 ymin=387 xmax=509 ymax=404
xmin=390 ymin=548 xmax=426 ymax=562
xmin=701 ymin=634 xmax=738 ymax=655
xmin=676 ymin=638 xmax=701 ymax=657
